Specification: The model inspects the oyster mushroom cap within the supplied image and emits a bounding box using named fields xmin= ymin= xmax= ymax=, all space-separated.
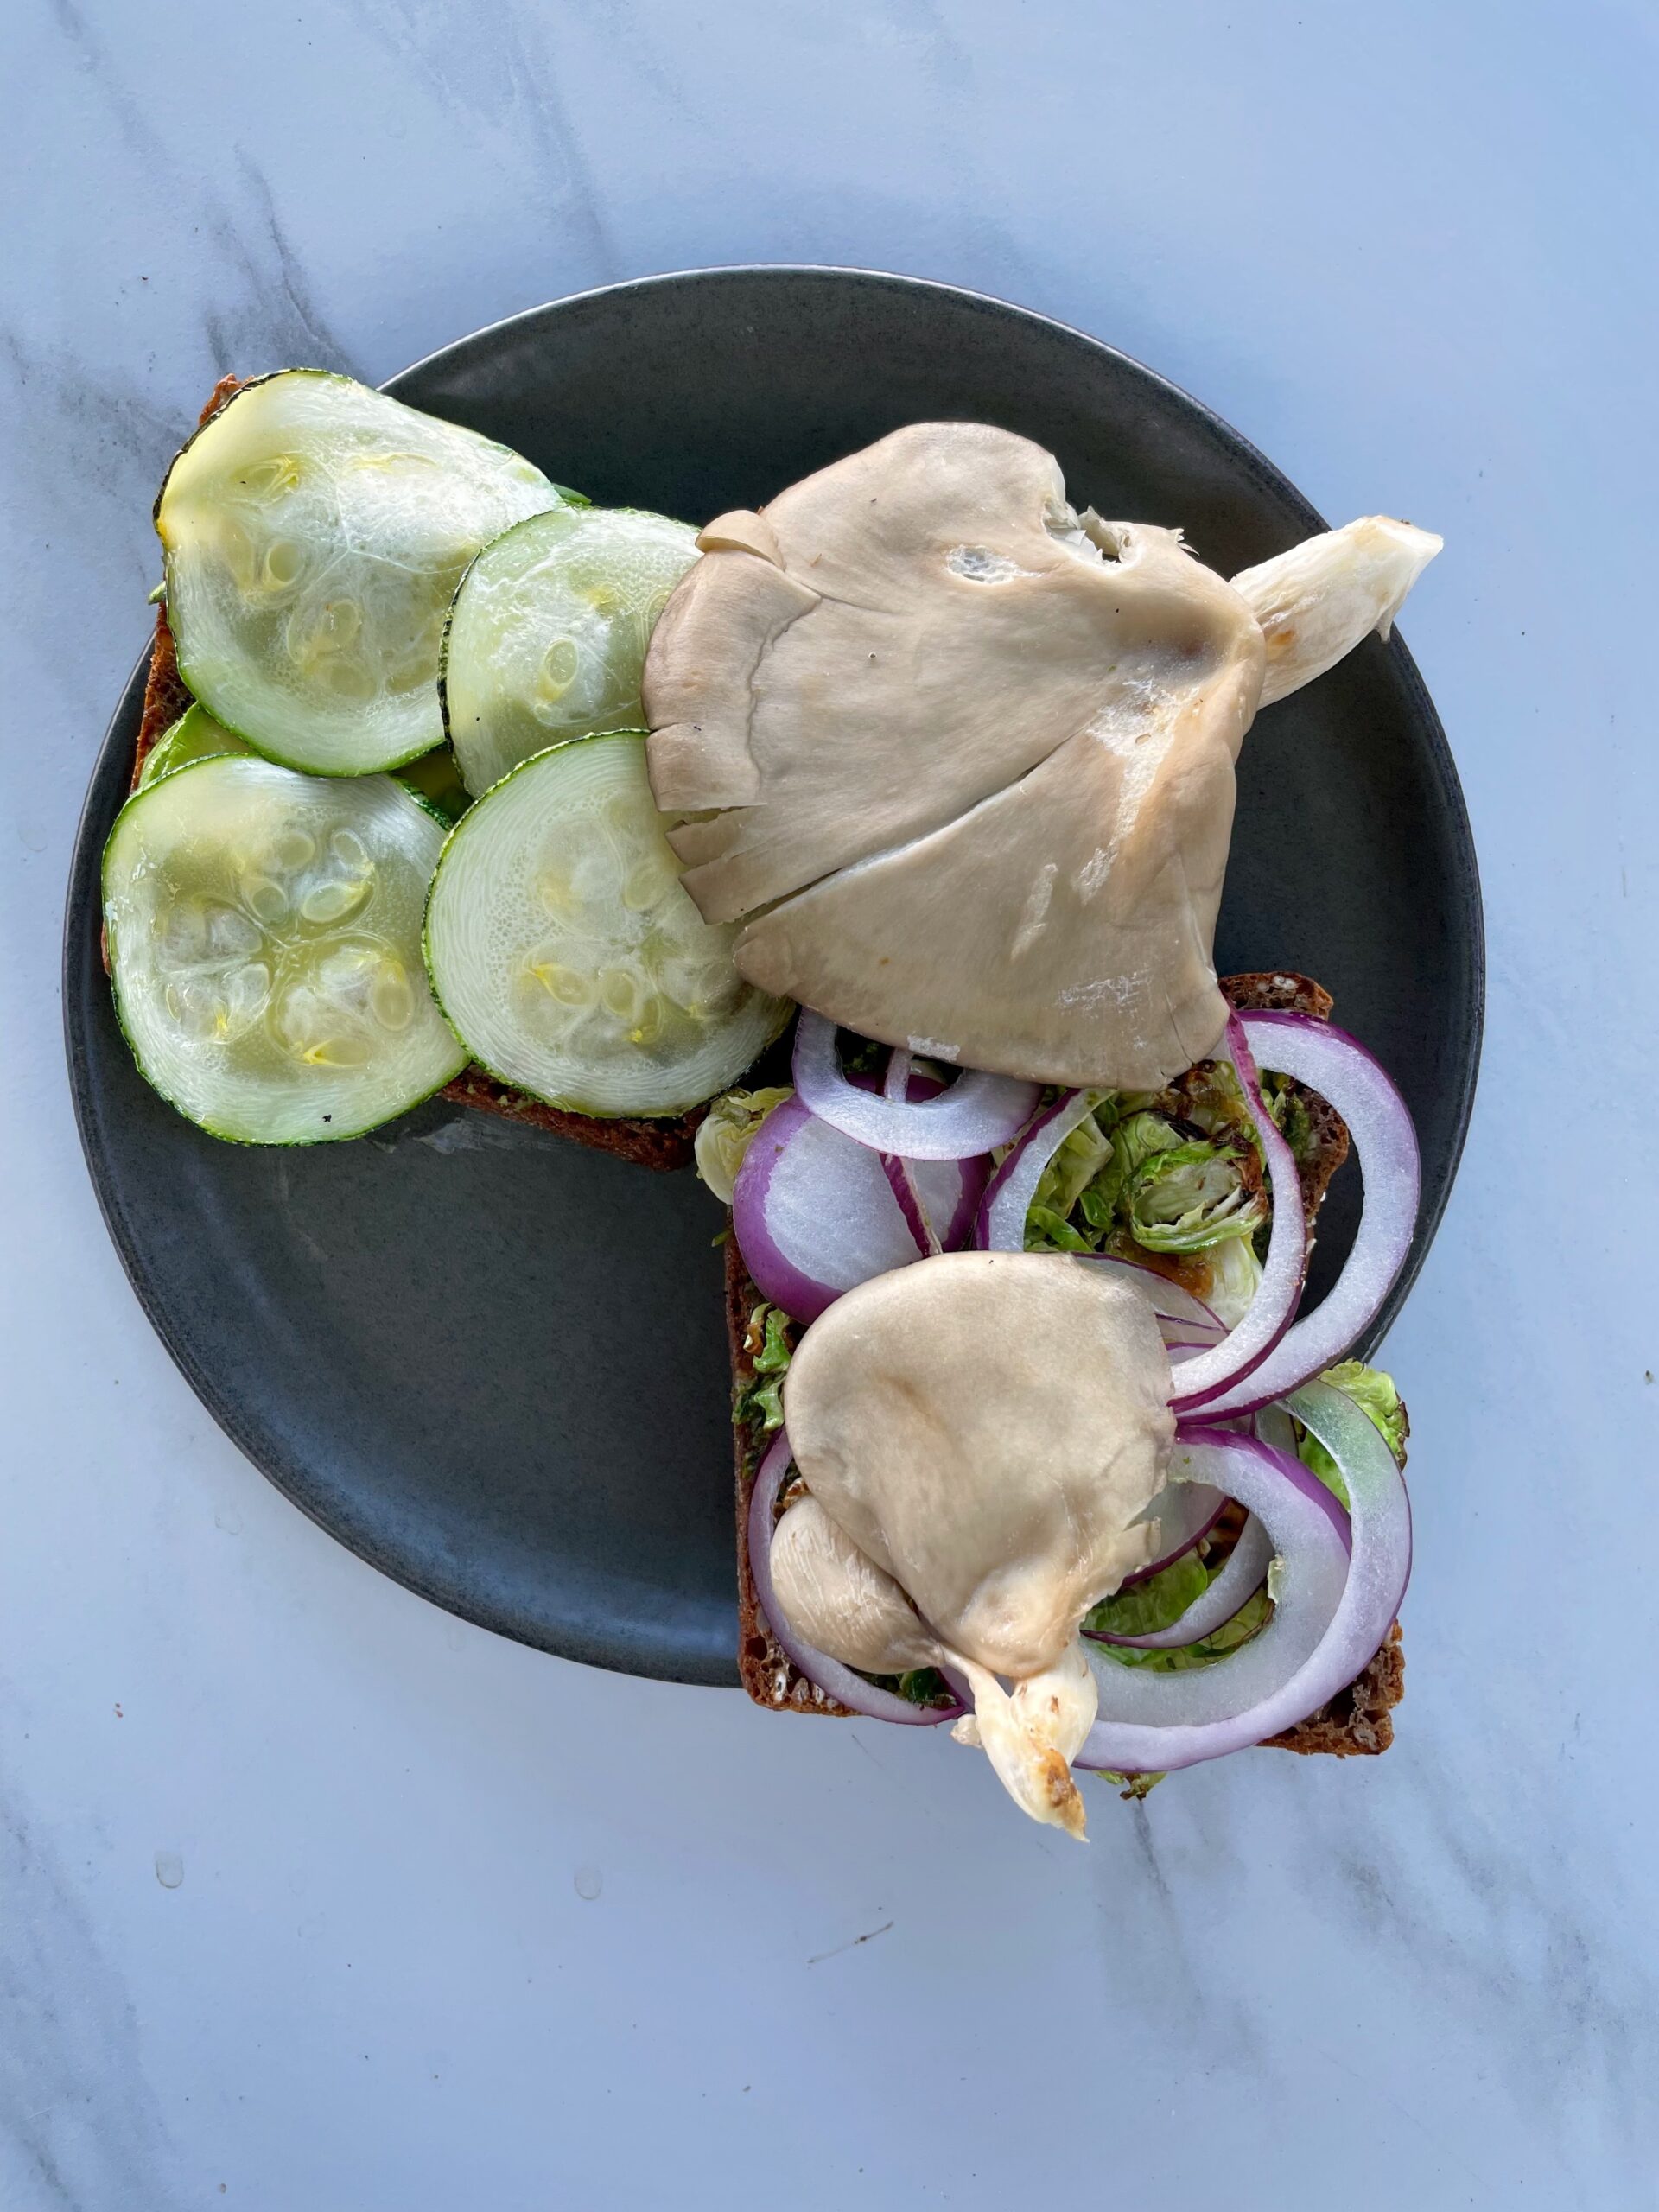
xmin=730 ymin=630 xmax=1255 ymax=1084
xmin=643 ymin=421 xmax=1267 ymax=1090
xmin=645 ymin=422 xmax=1264 ymax=925
xmin=644 ymin=425 xmax=1440 ymax=1094
xmin=781 ymin=1250 xmax=1173 ymax=1681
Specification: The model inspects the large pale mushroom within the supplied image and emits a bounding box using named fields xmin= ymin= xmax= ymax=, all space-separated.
xmin=771 ymin=1251 xmax=1175 ymax=1837
xmin=644 ymin=423 xmax=1439 ymax=1091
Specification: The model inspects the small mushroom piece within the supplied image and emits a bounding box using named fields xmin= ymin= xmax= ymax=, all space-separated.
xmin=768 ymin=1492 xmax=1096 ymax=1840
xmin=694 ymin=509 xmax=783 ymax=563
xmin=950 ymin=1637 xmax=1100 ymax=1839
xmin=947 ymin=1651 xmax=1093 ymax=1840
xmin=1231 ymin=515 xmax=1443 ymax=706
xmin=768 ymin=1494 xmax=938 ymax=1675
xmin=782 ymin=1251 xmax=1173 ymax=1679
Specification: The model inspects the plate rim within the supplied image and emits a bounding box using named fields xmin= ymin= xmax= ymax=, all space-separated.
xmin=63 ymin=264 xmax=1484 ymax=1677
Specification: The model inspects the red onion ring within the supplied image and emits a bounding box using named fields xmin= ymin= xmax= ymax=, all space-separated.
xmin=1075 ymin=1389 xmax=1409 ymax=1772
xmin=732 ymin=1096 xmax=984 ymax=1323
xmin=879 ymin=1153 xmax=940 ymax=1256
xmin=878 ymin=1048 xmax=944 ymax=1255
xmin=1253 ymin=1403 xmax=1299 ymax=1460
xmin=1087 ymin=1512 xmax=1274 ymax=1649
xmin=975 ymin=1089 xmax=1099 ymax=1249
xmin=1166 ymin=1016 xmax=1307 ymax=1411
xmin=1080 ymin=1255 xmax=1225 ymax=1339
xmin=794 ymin=1011 xmax=1039 ymax=1160
xmin=747 ymin=1431 xmax=963 ymax=1727
xmin=941 ymin=1158 xmax=992 ymax=1251
xmin=1184 ymin=1014 xmax=1422 ymax=1417
xmin=1121 ymin=1478 xmax=1227 ymax=1586
xmin=882 ymin=1047 xmax=915 ymax=1103
xmin=879 ymin=1051 xmax=992 ymax=1251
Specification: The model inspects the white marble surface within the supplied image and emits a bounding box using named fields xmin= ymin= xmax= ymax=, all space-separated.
xmin=4 ymin=3 xmax=1656 ymax=2205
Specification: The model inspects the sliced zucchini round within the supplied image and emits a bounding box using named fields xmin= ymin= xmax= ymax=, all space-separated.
xmin=156 ymin=372 xmax=567 ymax=777
xmin=137 ymin=702 xmax=252 ymax=788
xmin=104 ymin=755 xmax=467 ymax=1143
xmin=424 ymin=733 xmax=786 ymax=1118
xmin=441 ymin=505 xmax=698 ymax=798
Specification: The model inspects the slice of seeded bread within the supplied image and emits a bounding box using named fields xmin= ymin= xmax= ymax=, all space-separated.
xmin=728 ymin=973 xmax=1405 ymax=1764
xmin=123 ymin=377 xmax=700 ymax=1171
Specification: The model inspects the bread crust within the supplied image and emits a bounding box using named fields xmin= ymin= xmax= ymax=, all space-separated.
xmin=728 ymin=974 xmax=1406 ymax=1764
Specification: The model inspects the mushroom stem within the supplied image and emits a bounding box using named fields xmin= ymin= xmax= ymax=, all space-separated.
xmin=949 ymin=1651 xmax=1091 ymax=1840
xmin=1232 ymin=515 xmax=1442 ymax=706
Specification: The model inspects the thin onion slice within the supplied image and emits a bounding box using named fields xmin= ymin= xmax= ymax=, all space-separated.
xmin=1122 ymin=1477 xmax=1227 ymax=1586
xmin=1254 ymin=1403 xmax=1300 ymax=1460
xmin=941 ymin=1159 xmax=992 ymax=1251
xmin=880 ymin=1153 xmax=941 ymax=1255
xmin=1186 ymin=1014 xmax=1421 ymax=1416
xmin=1166 ymin=1016 xmax=1306 ymax=1410
xmin=1143 ymin=1276 xmax=1255 ymax=1594
xmin=1082 ymin=1254 xmax=1224 ymax=1339
xmin=732 ymin=1096 xmax=983 ymax=1322
xmin=794 ymin=1010 xmax=1039 ymax=1160
xmin=1088 ymin=1514 xmax=1274 ymax=1649
xmin=976 ymin=1089 xmax=1099 ymax=1249
xmin=878 ymin=1049 xmax=942 ymax=1254
xmin=883 ymin=1046 xmax=915 ymax=1102
xmin=747 ymin=1431 xmax=963 ymax=1727
xmin=1075 ymin=1390 xmax=1409 ymax=1773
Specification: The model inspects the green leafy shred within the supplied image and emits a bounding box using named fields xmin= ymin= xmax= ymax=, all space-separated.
xmin=735 ymin=1303 xmax=793 ymax=1435
xmin=752 ymin=1305 xmax=792 ymax=1373
xmin=1205 ymin=1234 xmax=1264 ymax=1326
xmin=898 ymin=1667 xmax=955 ymax=1707
xmin=1262 ymin=1070 xmax=1318 ymax=1161
xmin=838 ymin=1035 xmax=887 ymax=1077
xmin=395 ymin=741 xmax=470 ymax=823
xmin=1095 ymin=1769 xmax=1166 ymax=1800
xmin=1085 ymin=1550 xmax=1272 ymax=1675
xmin=696 ymin=1084 xmax=793 ymax=1203
xmin=1020 ymin=1087 xmax=1265 ymax=1281
xmin=1033 ymin=1102 xmax=1116 ymax=1213
xmin=1123 ymin=1586 xmax=1273 ymax=1673
xmin=1296 ymin=1360 xmax=1408 ymax=1506
xmin=1084 ymin=1550 xmax=1209 ymax=1640
xmin=1025 ymin=1204 xmax=1094 ymax=1254
xmin=1125 ymin=1138 xmax=1265 ymax=1254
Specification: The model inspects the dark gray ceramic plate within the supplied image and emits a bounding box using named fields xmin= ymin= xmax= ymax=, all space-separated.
xmin=65 ymin=267 xmax=1482 ymax=1687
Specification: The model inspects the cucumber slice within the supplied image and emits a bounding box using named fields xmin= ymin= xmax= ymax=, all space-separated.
xmin=441 ymin=506 xmax=698 ymax=798
xmin=156 ymin=372 xmax=567 ymax=777
xmin=104 ymin=755 xmax=467 ymax=1143
xmin=424 ymin=733 xmax=786 ymax=1118
xmin=137 ymin=702 xmax=252 ymax=787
